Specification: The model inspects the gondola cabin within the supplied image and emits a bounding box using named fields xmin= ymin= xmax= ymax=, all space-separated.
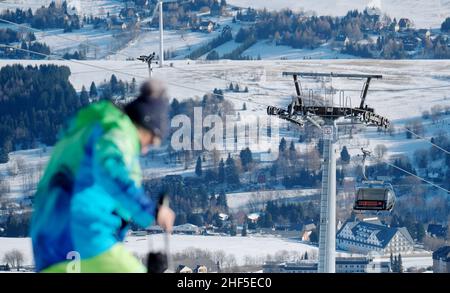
xmin=353 ymin=181 xmax=395 ymax=211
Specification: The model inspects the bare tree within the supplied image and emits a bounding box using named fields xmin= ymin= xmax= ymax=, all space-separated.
xmin=15 ymin=157 xmax=26 ymax=173
xmin=412 ymin=119 xmax=425 ymax=137
xmin=2 ymin=249 xmax=25 ymax=271
xmin=413 ymin=149 xmax=429 ymax=169
xmin=0 ymin=176 xmax=10 ymax=196
xmin=211 ymin=148 xmax=220 ymax=169
xmin=212 ymin=250 xmax=226 ymax=270
xmin=374 ymin=144 xmax=388 ymax=160
xmin=7 ymin=159 xmax=19 ymax=176
xmin=423 ymin=235 xmax=446 ymax=251
xmin=430 ymin=105 xmax=443 ymax=124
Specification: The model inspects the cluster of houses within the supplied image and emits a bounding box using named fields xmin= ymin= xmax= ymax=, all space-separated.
xmin=337 ymin=7 xmax=450 ymax=56
xmin=263 ymin=257 xmax=391 ymax=273
xmin=176 ymin=264 xmax=208 ymax=273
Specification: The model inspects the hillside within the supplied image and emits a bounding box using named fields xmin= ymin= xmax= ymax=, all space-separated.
xmin=228 ymin=0 xmax=450 ymax=29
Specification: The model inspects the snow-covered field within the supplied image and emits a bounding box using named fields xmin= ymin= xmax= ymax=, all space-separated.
xmin=0 ymin=235 xmax=433 ymax=269
xmin=126 ymin=234 xmax=317 ymax=265
xmin=0 ymin=59 xmax=448 ymax=200
xmin=243 ymin=41 xmax=358 ymax=60
xmin=0 ymin=235 xmax=318 ymax=267
xmin=34 ymin=25 xmax=130 ymax=59
xmin=228 ymin=0 xmax=450 ymax=28
xmin=110 ymin=28 xmax=220 ymax=61
xmin=1 ymin=59 xmax=447 ymax=123
xmin=227 ymin=188 xmax=320 ymax=211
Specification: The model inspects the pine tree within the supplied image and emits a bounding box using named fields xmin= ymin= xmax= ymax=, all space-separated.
xmin=241 ymin=223 xmax=248 ymax=236
xmin=289 ymin=141 xmax=297 ymax=162
xmin=80 ymin=86 xmax=89 ymax=106
xmin=279 ymin=137 xmax=287 ymax=153
xmin=89 ymin=81 xmax=98 ymax=98
xmin=218 ymin=158 xmax=225 ymax=183
xmin=239 ymin=147 xmax=253 ymax=171
xmin=217 ymin=190 xmax=228 ymax=208
xmin=398 ymin=254 xmax=403 ymax=273
xmin=393 ymin=255 xmax=398 ymax=272
xmin=130 ymin=78 xmax=137 ymax=94
xmin=416 ymin=223 xmax=425 ymax=242
xmin=225 ymin=154 xmax=240 ymax=185
xmin=390 ymin=252 xmax=394 ymax=272
xmin=229 ymin=82 xmax=234 ymax=91
xmin=230 ymin=223 xmax=237 ymax=236
xmin=110 ymin=74 xmax=118 ymax=94
xmin=195 ymin=156 xmax=202 ymax=176
xmin=340 ymin=146 xmax=351 ymax=163
xmin=242 ymin=102 xmax=247 ymax=110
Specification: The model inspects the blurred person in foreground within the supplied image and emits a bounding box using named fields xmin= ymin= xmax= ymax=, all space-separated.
xmin=30 ymin=80 xmax=175 ymax=273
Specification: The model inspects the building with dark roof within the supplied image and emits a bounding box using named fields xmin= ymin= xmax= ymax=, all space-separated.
xmin=432 ymin=246 xmax=450 ymax=273
xmin=262 ymin=257 xmax=390 ymax=273
xmin=427 ymin=224 xmax=447 ymax=238
xmin=337 ymin=219 xmax=414 ymax=256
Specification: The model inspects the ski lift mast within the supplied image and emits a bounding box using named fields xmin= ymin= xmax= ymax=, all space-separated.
xmin=267 ymin=71 xmax=389 ymax=273
xmin=137 ymin=52 xmax=157 ymax=78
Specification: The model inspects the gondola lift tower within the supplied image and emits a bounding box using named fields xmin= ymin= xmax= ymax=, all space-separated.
xmin=267 ymin=72 xmax=390 ymax=273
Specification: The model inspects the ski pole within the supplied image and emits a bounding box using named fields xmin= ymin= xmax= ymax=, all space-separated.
xmin=160 ymin=195 xmax=174 ymax=273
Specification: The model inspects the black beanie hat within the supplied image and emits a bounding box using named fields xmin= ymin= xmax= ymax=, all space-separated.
xmin=124 ymin=80 xmax=170 ymax=140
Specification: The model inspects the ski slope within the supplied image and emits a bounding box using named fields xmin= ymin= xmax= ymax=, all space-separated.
xmin=0 ymin=58 xmax=448 ymax=166
xmin=0 ymin=0 xmax=123 ymax=17
xmin=227 ymin=188 xmax=320 ymax=211
xmin=1 ymin=59 xmax=447 ymax=122
xmin=228 ymin=0 xmax=450 ymax=28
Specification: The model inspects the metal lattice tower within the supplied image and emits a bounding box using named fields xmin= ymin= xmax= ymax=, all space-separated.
xmin=318 ymin=121 xmax=337 ymax=273
xmin=267 ymin=71 xmax=389 ymax=273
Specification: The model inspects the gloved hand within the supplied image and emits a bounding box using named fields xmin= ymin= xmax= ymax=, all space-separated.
xmin=156 ymin=205 xmax=175 ymax=233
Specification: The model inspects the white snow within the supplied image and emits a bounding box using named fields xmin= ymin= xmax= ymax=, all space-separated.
xmin=34 ymin=25 xmax=130 ymax=59
xmin=0 ymin=59 xmax=448 ymax=200
xmin=0 ymin=58 xmax=447 ymax=122
xmin=243 ymin=40 xmax=358 ymax=60
xmin=0 ymin=235 xmax=317 ymax=267
xmin=227 ymin=188 xmax=319 ymax=211
xmin=109 ymin=28 xmax=219 ymax=61
xmin=0 ymin=236 xmax=434 ymax=269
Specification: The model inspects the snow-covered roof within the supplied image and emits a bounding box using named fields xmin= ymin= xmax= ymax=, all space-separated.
xmin=173 ymin=224 xmax=200 ymax=232
xmin=218 ymin=213 xmax=229 ymax=221
xmin=247 ymin=213 xmax=260 ymax=220
xmin=337 ymin=219 xmax=414 ymax=248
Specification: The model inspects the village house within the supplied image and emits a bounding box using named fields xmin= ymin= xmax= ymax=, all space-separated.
xmin=433 ymin=246 xmax=450 ymax=273
xmin=176 ymin=265 xmax=193 ymax=273
xmin=173 ymin=223 xmax=201 ymax=235
xmin=398 ymin=18 xmax=414 ymax=31
xmin=336 ymin=219 xmax=414 ymax=256
xmin=194 ymin=265 xmax=208 ymax=273
xmin=197 ymin=20 xmax=216 ymax=33
xmin=427 ymin=224 xmax=447 ymax=238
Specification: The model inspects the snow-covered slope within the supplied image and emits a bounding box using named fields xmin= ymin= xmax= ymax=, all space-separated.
xmin=0 ymin=59 xmax=448 ymax=157
xmin=0 ymin=236 xmax=432 ymax=268
xmin=228 ymin=0 xmax=450 ymax=28
xmin=0 ymin=0 xmax=123 ymax=17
